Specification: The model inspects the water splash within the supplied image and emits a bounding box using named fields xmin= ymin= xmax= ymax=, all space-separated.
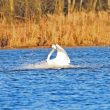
xmin=23 ymin=60 xmax=80 ymax=70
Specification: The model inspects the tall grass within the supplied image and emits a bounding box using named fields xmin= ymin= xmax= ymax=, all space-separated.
xmin=0 ymin=11 xmax=110 ymax=48
xmin=0 ymin=0 xmax=110 ymax=48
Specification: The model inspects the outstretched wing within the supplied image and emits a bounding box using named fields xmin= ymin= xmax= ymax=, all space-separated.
xmin=56 ymin=44 xmax=70 ymax=64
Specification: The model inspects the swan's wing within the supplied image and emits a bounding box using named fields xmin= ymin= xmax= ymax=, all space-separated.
xmin=56 ymin=44 xmax=70 ymax=64
xmin=56 ymin=44 xmax=69 ymax=56
xmin=56 ymin=44 xmax=64 ymax=51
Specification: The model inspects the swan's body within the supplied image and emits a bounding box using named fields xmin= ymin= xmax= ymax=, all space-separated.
xmin=25 ymin=44 xmax=79 ymax=69
xmin=47 ymin=44 xmax=70 ymax=66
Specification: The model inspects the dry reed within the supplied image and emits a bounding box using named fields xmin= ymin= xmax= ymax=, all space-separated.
xmin=0 ymin=11 xmax=110 ymax=48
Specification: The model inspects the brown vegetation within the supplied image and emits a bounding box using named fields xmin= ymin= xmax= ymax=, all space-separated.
xmin=0 ymin=0 xmax=110 ymax=48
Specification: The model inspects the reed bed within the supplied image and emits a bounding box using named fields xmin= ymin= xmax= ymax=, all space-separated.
xmin=0 ymin=11 xmax=110 ymax=48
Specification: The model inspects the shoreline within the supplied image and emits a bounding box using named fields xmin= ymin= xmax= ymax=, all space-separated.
xmin=0 ymin=45 xmax=110 ymax=50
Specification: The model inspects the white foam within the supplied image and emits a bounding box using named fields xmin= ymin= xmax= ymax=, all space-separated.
xmin=23 ymin=61 xmax=80 ymax=69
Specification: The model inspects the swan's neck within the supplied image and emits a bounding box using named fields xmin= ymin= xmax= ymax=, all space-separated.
xmin=47 ymin=49 xmax=55 ymax=62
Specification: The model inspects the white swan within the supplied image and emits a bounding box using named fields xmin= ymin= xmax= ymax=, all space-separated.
xmin=25 ymin=44 xmax=80 ymax=69
xmin=47 ymin=44 xmax=70 ymax=66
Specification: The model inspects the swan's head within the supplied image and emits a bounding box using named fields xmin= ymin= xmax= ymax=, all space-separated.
xmin=52 ymin=44 xmax=57 ymax=50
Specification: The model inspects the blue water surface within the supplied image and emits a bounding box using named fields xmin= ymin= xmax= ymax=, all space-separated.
xmin=0 ymin=47 xmax=110 ymax=110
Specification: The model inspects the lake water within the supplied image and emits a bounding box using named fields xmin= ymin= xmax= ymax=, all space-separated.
xmin=0 ymin=47 xmax=110 ymax=110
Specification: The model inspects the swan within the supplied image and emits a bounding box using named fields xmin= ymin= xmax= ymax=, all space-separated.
xmin=25 ymin=44 xmax=79 ymax=69
xmin=47 ymin=44 xmax=70 ymax=66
